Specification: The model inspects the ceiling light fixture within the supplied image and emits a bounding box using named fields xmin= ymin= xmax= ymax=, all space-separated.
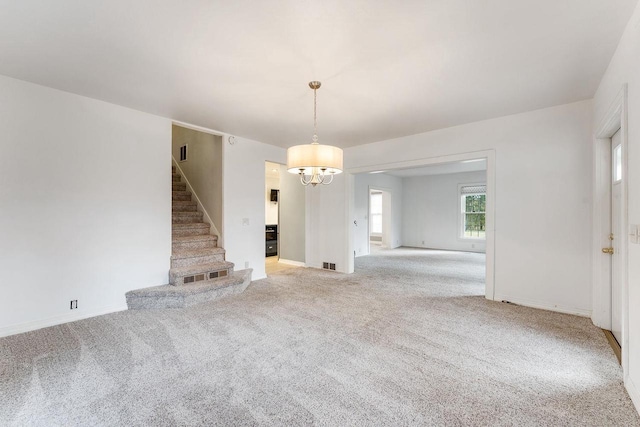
xmin=287 ymin=81 xmax=343 ymax=186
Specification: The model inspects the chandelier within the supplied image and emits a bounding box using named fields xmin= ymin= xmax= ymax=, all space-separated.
xmin=287 ymin=81 xmax=343 ymax=186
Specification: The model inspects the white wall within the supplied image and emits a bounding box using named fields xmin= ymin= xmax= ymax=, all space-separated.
xmin=0 ymin=75 xmax=171 ymax=336
xmin=265 ymin=175 xmax=279 ymax=225
xmin=593 ymin=1 xmax=640 ymax=410
xmin=172 ymin=125 xmax=223 ymax=236
xmin=279 ymin=164 xmax=306 ymax=263
xmin=353 ymin=173 xmax=403 ymax=256
xmin=223 ymin=136 xmax=286 ymax=280
xmin=307 ymin=100 xmax=593 ymax=315
xmin=402 ymin=171 xmax=486 ymax=253
xmin=306 ymin=173 xmax=353 ymax=273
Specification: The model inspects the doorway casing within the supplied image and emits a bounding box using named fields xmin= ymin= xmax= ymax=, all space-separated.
xmin=348 ymin=149 xmax=496 ymax=301
xmin=592 ymin=85 xmax=629 ymax=376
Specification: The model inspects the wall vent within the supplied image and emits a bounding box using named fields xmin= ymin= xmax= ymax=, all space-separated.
xmin=195 ymin=274 xmax=205 ymax=281
xmin=329 ymin=263 xmax=336 ymax=271
xmin=323 ymin=262 xmax=329 ymax=269
xmin=184 ymin=276 xmax=195 ymax=284
xmin=179 ymin=144 xmax=188 ymax=162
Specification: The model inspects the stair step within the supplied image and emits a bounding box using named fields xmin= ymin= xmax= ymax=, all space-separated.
xmin=126 ymin=269 xmax=253 ymax=309
xmin=172 ymin=222 xmax=210 ymax=237
xmin=172 ymin=182 xmax=187 ymax=191
xmin=172 ymin=234 xmax=218 ymax=251
xmin=172 ymin=211 xmax=204 ymax=224
xmin=172 ymin=173 xmax=182 ymax=182
xmin=171 ymin=247 xmax=225 ymax=268
xmin=169 ymin=261 xmax=234 ymax=286
xmin=172 ymin=190 xmax=192 ymax=201
xmin=172 ymin=201 xmax=197 ymax=212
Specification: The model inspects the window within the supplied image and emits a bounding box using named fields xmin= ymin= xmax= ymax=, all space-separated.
xmin=460 ymin=184 xmax=486 ymax=239
xmin=179 ymin=144 xmax=188 ymax=162
xmin=613 ymin=144 xmax=622 ymax=183
xmin=370 ymin=192 xmax=382 ymax=234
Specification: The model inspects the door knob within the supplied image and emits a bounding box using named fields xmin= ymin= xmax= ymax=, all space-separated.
xmin=602 ymin=247 xmax=614 ymax=254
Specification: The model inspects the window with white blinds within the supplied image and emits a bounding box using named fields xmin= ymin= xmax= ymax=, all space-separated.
xmin=460 ymin=184 xmax=486 ymax=195
xmin=459 ymin=184 xmax=486 ymax=240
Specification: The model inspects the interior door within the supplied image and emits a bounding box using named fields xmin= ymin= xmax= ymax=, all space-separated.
xmin=610 ymin=129 xmax=623 ymax=345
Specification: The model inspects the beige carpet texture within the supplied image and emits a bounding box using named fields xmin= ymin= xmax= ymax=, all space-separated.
xmin=1 ymin=247 xmax=638 ymax=426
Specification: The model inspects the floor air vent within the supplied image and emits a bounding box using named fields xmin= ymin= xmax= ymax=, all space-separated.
xmin=322 ymin=262 xmax=336 ymax=271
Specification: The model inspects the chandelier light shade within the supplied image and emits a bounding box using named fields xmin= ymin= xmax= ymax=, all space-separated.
xmin=287 ymin=81 xmax=343 ymax=186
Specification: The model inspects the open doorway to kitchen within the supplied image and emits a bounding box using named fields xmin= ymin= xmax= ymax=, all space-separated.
xmin=265 ymin=161 xmax=306 ymax=276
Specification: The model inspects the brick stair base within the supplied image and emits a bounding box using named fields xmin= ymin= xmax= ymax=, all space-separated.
xmin=126 ymin=269 xmax=252 ymax=309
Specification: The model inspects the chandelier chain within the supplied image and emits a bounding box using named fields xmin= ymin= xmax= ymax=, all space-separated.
xmin=313 ymin=86 xmax=317 ymax=140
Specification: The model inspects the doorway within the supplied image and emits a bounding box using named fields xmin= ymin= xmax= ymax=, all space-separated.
xmin=369 ymin=188 xmax=391 ymax=252
xmin=610 ymin=129 xmax=623 ymax=346
xmin=354 ymin=159 xmax=489 ymax=299
xmin=593 ymin=85 xmax=628 ymax=369
xmin=264 ymin=161 xmax=306 ymax=275
xmin=349 ymin=150 xmax=495 ymax=300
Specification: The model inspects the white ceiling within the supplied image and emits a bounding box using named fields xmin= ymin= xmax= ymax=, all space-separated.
xmin=381 ymin=159 xmax=487 ymax=178
xmin=0 ymin=0 xmax=636 ymax=148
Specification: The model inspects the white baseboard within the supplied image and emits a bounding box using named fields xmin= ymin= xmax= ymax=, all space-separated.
xmin=278 ymin=259 xmax=306 ymax=267
xmin=493 ymin=294 xmax=591 ymax=317
xmin=0 ymin=304 xmax=128 ymax=338
xmin=626 ymin=377 xmax=640 ymax=414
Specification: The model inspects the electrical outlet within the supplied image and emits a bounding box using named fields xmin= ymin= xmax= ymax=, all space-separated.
xmin=245 ymin=261 xmax=250 ymax=268
xmin=329 ymin=263 xmax=336 ymax=270
xmin=70 ymin=300 xmax=78 ymax=310
xmin=323 ymin=262 xmax=329 ymax=269
xmin=422 ymin=240 xmax=425 ymax=245
xmin=242 ymin=218 xmax=250 ymax=226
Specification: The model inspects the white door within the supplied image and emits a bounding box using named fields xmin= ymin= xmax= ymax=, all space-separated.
xmin=610 ymin=129 xmax=623 ymax=345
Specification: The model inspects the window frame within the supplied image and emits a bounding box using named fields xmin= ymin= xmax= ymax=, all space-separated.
xmin=458 ymin=182 xmax=486 ymax=241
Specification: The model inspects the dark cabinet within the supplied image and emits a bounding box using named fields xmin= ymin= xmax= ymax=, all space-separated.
xmin=266 ymin=224 xmax=278 ymax=257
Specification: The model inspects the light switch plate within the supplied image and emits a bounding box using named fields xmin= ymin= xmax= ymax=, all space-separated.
xmin=242 ymin=218 xmax=250 ymax=226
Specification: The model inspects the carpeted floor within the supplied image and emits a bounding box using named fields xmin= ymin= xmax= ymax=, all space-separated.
xmin=1 ymin=247 xmax=638 ymax=426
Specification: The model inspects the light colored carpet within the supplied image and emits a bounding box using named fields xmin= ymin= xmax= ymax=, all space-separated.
xmin=1 ymin=247 xmax=638 ymax=426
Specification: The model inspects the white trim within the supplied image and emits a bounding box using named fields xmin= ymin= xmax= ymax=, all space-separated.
xmin=348 ymin=150 xmax=494 ymax=175
xmin=278 ymin=259 xmax=306 ymax=267
xmin=172 ymin=120 xmax=225 ymax=137
xmin=494 ymin=294 xmax=592 ymax=317
xmin=592 ymin=84 xmax=629 ymax=378
xmin=626 ymin=377 xmax=640 ymax=412
xmin=0 ymin=304 xmax=128 ymax=338
xmin=172 ymin=156 xmax=221 ymax=238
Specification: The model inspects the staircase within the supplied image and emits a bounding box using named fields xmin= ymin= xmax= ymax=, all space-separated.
xmin=125 ymin=165 xmax=252 ymax=309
